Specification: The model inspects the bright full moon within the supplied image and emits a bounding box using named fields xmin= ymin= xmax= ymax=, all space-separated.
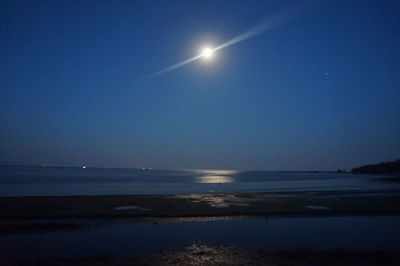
xmin=201 ymin=47 xmax=214 ymax=59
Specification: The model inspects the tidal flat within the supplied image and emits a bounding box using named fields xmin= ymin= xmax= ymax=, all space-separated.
xmin=1 ymin=189 xmax=400 ymax=219
xmin=2 ymin=190 xmax=400 ymax=265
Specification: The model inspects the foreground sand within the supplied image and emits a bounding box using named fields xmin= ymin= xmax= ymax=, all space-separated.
xmin=7 ymin=246 xmax=400 ymax=266
xmin=1 ymin=189 xmax=400 ymax=219
xmin=2 ymin=190 xmax=400 ymax=265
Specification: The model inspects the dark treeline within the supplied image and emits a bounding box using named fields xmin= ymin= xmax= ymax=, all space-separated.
xmin=352 ymin=159 xmax=400 ymax=175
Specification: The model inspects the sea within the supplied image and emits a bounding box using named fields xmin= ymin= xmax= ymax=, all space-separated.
xmin=0 ymin=166 xmax=398 ymax=196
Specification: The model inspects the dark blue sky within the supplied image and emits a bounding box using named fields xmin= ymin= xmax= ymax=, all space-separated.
xmin=1 ymin=0 xmax=399 ymax=170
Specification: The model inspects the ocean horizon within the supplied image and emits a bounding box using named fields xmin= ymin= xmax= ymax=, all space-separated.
xmin=0 ymin=165 xmax=397 ymax=197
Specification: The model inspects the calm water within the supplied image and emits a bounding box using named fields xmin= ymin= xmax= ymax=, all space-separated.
xmin=0 ymin=166 xmax=397 ymax=196
xmin=1 ymin=216 xmax=400 ymax=259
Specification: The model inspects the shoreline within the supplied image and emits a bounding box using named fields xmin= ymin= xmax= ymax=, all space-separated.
xmin=2 ymin=214 xmax=400 ymax=234
xmin=2 ymin=189 xmax=400 ymax=220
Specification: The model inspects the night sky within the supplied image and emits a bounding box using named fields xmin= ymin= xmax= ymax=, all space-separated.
xmin=1 ymin=0 xmax=399 ymax=170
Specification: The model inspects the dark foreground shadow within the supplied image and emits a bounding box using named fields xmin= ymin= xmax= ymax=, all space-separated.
xmin=8 ymin=245 xmax=400 ymax=266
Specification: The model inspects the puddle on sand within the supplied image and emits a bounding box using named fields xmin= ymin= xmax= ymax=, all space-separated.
xmin=2 ymin=216 xmax=400 ymax=260
xmin=174 ymin=194 xmax=261 ymax=208
xmin=114 ymin=205 xmax=151 ymax=211
xmin=305 ymin=205 xmax=330 ymax=210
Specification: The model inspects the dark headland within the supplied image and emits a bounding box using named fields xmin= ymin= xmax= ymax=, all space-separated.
xmin=352 ymin=159 xmax=400 ymax=176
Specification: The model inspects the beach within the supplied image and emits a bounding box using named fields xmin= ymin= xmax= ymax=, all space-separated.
xmin=1 ymin=190 xmax=400 ymax=220
xmin=10 ymin=247 xmax=400 ymax=266
xmin=1 ymin=168 xmax=400 ymax=265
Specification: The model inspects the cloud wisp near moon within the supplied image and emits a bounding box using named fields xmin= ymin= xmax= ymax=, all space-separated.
xmin=146 ymin=1 xmax=321 ymax=79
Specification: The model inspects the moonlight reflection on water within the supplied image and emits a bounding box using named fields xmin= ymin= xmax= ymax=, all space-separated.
xmin=193 ymin=169 xmax=237 ymax=184
xmin=196 ymin=175 xmax=235 ymax=183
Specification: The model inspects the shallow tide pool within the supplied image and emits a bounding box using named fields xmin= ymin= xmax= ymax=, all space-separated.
xmin=1 ymin=216 xmax=399 ymax=259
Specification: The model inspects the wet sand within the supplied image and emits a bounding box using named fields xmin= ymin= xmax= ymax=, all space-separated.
xmin=2 ymin=191 xmax=400 ymax=265
xmin=9 ymin=246 xmax=400 ymax=266
xmin=1 ymin=189 xmax=400 ymax=220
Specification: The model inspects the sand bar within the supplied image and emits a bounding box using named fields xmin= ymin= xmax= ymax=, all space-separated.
xmin=1 ymin=189 xmax=400 ymax=219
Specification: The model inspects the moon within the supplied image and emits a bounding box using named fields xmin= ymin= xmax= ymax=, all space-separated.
xmin=201 ymin=47 xmax=214 ymax=60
